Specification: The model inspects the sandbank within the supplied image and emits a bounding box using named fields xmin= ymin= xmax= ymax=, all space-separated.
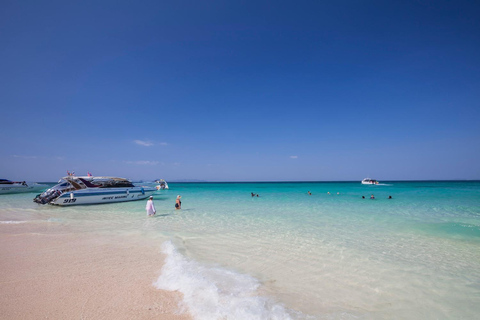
xmin=0 ymin=222 xmax=191 ymax=320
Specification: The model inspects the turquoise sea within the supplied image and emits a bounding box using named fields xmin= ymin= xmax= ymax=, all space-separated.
xmin=1 ymin=181 xmax=480 ymax=319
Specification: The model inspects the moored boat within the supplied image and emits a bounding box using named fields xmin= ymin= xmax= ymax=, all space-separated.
xmin=33 ymin=176 xmax=156 ymax=206
xmin=155 ymin=179 xmax=169 ymax=190
xmin=0 ymin=179 xmax=48 ymax=194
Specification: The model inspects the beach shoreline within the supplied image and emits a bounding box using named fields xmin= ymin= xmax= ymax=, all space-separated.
xmin=0 ymin=222 xmax=191 ymax=320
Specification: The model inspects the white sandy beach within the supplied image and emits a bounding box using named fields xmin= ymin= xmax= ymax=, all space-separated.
xmin=0 ymin=222 xmax=191 ymax=320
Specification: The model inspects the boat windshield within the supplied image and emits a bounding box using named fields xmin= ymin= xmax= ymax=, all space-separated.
xmin=51 ymin=180 xmax=76 ymax=192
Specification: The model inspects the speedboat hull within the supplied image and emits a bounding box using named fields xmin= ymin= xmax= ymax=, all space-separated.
xmin=0 ymin=182 xmax=47 ymax=194
xmin=50 ymin=187 xmax=156 ymax=206
xmin=33 ymin=176 xmax=157 ymax=206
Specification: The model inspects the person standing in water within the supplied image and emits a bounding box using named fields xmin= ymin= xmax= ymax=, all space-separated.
xmin=146 ymin=196 xmax=156 ymax=216
xmin=175 ymin=195 xmax=182 ymax=210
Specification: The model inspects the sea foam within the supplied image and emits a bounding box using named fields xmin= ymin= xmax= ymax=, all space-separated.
xmin=0 ymin=220 xmax=27 ymax=224
xmin=154 ymin=240 xmax=294 ymax=320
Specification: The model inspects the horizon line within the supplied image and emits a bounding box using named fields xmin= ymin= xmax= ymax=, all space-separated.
xmin=34 ymin=179 xmax=480 ymax=184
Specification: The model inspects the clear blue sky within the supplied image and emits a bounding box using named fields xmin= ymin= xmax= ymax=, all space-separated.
xmin=1 ymin=0 xmax=479 ymax=182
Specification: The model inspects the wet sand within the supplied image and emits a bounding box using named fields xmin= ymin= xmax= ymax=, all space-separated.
xmin=0 ymin=223 xmax=191 ymax=320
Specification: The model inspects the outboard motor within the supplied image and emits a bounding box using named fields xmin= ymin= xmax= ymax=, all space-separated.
xmin=33 ymin=189 xmax=61 ymax=204
xmin=33 ymin=179 xmax=71 ymax=205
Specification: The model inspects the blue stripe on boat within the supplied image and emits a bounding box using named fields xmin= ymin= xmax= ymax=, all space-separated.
xmin=59 ymin=189 xmax=154 ymax=198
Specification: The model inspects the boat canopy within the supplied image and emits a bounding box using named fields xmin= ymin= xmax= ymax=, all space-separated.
xmin=61 ymin=176 xmax=135 ymax=189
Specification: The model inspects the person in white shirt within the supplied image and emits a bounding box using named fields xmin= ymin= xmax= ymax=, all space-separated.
xmin=146 ymin=196 xmax=156 ymax=216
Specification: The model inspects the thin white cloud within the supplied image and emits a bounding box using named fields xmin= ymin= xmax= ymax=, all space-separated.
xmin=290 ymin=156 xmax=298 ymax=159
xmin=133 ymin=140 xmax=168 ymax=147
xmin=13 ymin=155 xmax=38 ymax=159
xmin=125 ymin=160 xmax=160 ymax=165
xmin=13 ymin=155 xmax=65 ymax=160
xmin=134 ymin=140 xmax=154 ymax=147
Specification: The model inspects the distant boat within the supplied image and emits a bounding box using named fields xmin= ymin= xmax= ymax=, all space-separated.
xmin=0 ymin=179 xmax=47 ymax=194
xmin=154 ymin=179 xmax=169 ymax=190
xmin=361 ymin=178 xmax=379 ymax=185
xmin=33 ymin=176 xmax=156 ymax=206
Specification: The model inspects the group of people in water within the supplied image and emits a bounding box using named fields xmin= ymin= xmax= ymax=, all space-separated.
xmin=145 ymin=194 xmax=182 ymax=217
xmin=145 ymin=190 xmax=393 ymax=216
xmin=306 ymin=191 xmax=393 ymax=199
xmin=248 ymin=191 xmax=394 ymax=199
xmin=362 ymin=195 xmax=393 ymax=199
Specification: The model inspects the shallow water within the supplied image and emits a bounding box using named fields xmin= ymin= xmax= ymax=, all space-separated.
xmin=1 ymin=181 xmax=480 ymax=319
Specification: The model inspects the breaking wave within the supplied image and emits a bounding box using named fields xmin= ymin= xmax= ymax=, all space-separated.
xmin=154 ymin=240 xmax=297 ymax=320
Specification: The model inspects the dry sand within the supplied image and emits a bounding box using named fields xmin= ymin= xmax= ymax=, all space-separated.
xmin=0 ymin=223 xmax=191 ymax=320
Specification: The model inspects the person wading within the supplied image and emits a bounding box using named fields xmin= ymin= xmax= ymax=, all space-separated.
xmin=175 ymin=195 xmax=182 ymax=210
xmin=146 ymin=196 xmax=156 ymax=216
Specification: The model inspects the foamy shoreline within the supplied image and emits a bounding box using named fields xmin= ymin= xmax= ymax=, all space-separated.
xmin=0 ymin=222 xmax=191 ymax=320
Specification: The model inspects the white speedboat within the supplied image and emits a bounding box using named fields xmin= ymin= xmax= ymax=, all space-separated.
xmin=33 ymin=176 xmax=156 ymax=206
xmin=155 ymin=179 xmax=169 ymax=190
xmin=0 ymin=179 xmax=47 ymax=194
xmin=362 ymin=178 xmax=379 ymax=185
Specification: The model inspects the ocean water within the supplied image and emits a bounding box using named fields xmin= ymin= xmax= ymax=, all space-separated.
xmin=1 ymin=181 xmax=480 ymax=319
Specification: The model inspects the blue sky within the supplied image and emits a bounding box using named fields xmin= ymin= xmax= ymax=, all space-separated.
xmin=1 ymin=0 xmax=479 ymax=182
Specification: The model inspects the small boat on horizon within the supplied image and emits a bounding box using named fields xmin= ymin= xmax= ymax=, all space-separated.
xmin=33 ymin=176 xmax=156 ymax=206
xmin=361 ymin=178 xmax=379 ymax=185
xmin=0 ymin=179 xmax=48 ymax=194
